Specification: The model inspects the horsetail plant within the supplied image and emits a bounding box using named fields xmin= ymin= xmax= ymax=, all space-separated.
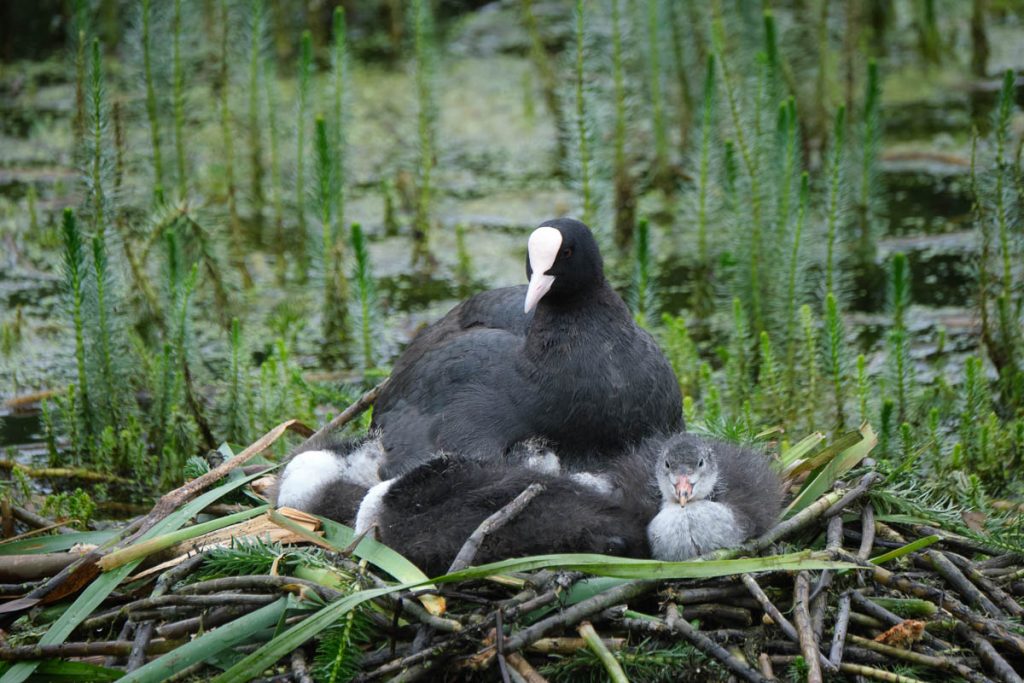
xmin=218 ymin=0 xmax=242 ymax=262
xmin=412 ymin=0 xmax=438 ymax=267
xmin=172 ymin=0 xmax=186 ymax=197
xmin=72 ymin=0 xmax=89 ymax=155
xmin=247 ymin=0 xmax=266 ymax=230
xmin=855 ymin=59 xmax=881 ymax=265
xmin=296 ymin=30 xmax=313 ymax=274
xmin=573 ymin=0 xmax=594 ymax=227
xmin=60 ymin=209 xmax=94 ymax=454
xmin=332 ymin=6 xmax=349 ymax=234
xmin=631 ymin=217 xmax=655 ymax=327
xmin=266 ymin=56 xmax=285 ymax=280
xmin=315 ymin=115 xmax=350 ymax=355
xmin=610 ymin=0 xmax=633 ymax=247
xmin=888 ymin=252 xmax=912 ymax=422
xmin=824 ymin=105 xmax=847 ymax=299
xmin=646 ymin=0 xmax=669 ymax=187
xmin=141 ymin=0 xmax=165 ymax=203
xmin=350 ymin=223 xmax=378 ymax=371
xmin=86 ymin=38 xmax=109 ymax=237
xmin=823 ymin=292 xmax=848 ymax=430
xmin=691 ymin=54 xmax=716 ymax=320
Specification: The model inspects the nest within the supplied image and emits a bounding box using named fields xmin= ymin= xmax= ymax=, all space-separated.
xmin=2 ymin=385 xmax=1023 ymax=683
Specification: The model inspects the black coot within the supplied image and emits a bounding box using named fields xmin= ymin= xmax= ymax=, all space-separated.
xmin=372 ymin=218 xmax=683 ymax=479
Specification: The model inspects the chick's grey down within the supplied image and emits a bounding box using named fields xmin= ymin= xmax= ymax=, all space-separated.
xmin=371 ymin=218 xmax=683 ymax=479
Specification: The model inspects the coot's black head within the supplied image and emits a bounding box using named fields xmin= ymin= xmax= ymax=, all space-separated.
xmin=657 ymin=434 xmax=720 ymax=507
xmin=524 ymin=218 xmax=604 ymax=312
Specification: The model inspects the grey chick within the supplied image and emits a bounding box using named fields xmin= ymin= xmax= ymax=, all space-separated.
xmin=646 ymin=433 xmax=782 ymax=560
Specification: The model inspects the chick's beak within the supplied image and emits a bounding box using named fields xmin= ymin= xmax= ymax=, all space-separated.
xmin=674 ymin=474 xmax=693 ymax=506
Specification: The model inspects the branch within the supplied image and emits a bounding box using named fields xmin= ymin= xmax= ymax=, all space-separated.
xmin=447 ymin=483 xmax=545 ymax=574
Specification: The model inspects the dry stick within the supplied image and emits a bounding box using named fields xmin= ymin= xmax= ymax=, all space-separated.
xmin=505 ymin=652 xmax=548 ymax=683
xmin=447 ymin=483 xmax=545 ymax=574
xmin=156 ymin=605 xmax=257 ymax=640
xmin=847 ymin=633 xmax=994 ymax=683
xmin=665 ymin=604 xmax=768 ymax=683
xmin=0 ymin=638 xmax=181 ymax=660
xmin=502 ymin=580 xmax=656 ymax=654
xmin=829 ymin=591 xmax=851 ymax=668
xmin=945 ymin=552 xmax=1024 ymax=618
xmin=175 ymin=574 xmax=341 ymax=601
xmin=926 ymin=550 xmax=1004 ymax=617
xmin=858 ymin=503 xmax=875 ymax=559
xmin=837 ymin=662 xmax=928 ymax=683
xmin=793 ymin=572 xmax=823 ymax=683
xmin=10 ymin=504 xmax=80 ymax=534
xmin=911 ymin=524 xmax=1006 ymax=557
xmin=496 ymin=608 xmax=511 ymax=683
xmin=740 ymin=573 xmax=835 ymax=672
xmin=977 ymin=553 xmax=1023 ymax=570
xmin=528 ymin=637 xmax=625 ymax=654
xmin=578 ymin=621 xmax=627 ymax=683
xmin=837 ymin=550 xmax=1024 ymax=655
xmin=810 ymin=515 xmax=843 ymax=637
xmin=822 ymin=472 xmax=880 ymax=518
xmin=955 ymin=623 xmax=1023 ymax=683
xmin=848 ymin=590 xmax=952 ymax=652
xmin=756 ymin=652 xmax=775 ymax=680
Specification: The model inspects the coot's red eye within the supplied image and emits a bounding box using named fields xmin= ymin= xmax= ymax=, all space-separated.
xmin=561 ymin=247 xmax=573 ymax=258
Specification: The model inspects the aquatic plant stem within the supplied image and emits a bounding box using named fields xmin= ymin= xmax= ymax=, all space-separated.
xmin=247 ymin=0 xmax=265 ymax=231
xmin=573 ymin=0 xmax=593 ymax=227
xmin=412 ymin=0 xmax=437 ymax=267
xmin=296 ymin=30 xmax=312 ymax=276
xmin=141 ymin=0 xmax=164 ymax=203
xmin=172 ymin=0 xmax=186 ymax=197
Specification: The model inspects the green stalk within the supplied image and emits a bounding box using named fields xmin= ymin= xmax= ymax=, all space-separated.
xmin=141 ymin=0 xmax=165 ymax=203
xmin=799 ymin=304 xmax=819 ymax=430
xmin=60 ymin=209 xmax=93 ymax=451
xmin=332 ymin=6 xmax=348 ymax=234
xmin=412 ymin=0 xmax=436 ymax=266
xmin=646 ymin=0 xmax=668 ymax=185
xmin=666 ymin=0 xmax=692 ymax=153
xmin=350 ymin=223 xmax=376 ymax=370
xmin=994 ymin=69 xmax=1015 ymax=300
xmin=856 ymin=353 xmax=869 ymax=424
xmin=226 ymin=317 xmax=246 ymax=443
xmin=91 ymin=232 xmax=120 ymax=438
xmin=888 ymin=252 xmax=911 ymax=422
xmin=632 ymin=217 xmax=653 ymax=326
xmin=774 ymin=98 xmax=797 ymax=237
xmin=219 ymin=0 xmax=241 ymax=253
xmin=173 ymin=0 xmax=186 ymax=196
xmin=27 ymin=186 xmax=38 ymax=233
xmin=88 ymin=38 xmax=106 ymax=236
xmin=247 ymin=0 xmax=265 ymax=228
xmin=692 ymin=55 xmax=715 ymax=317
xmin=296 ymin=30 xmax=312 ymax=271
xmin=610 ymin=0 xmax=633 ymax=246
xmin=265 ymin=57 xmax=284 ymax=280
xmin=856 ymin=60 xmax=880 ymax=264
xmin=72 ymin=1 xmax=88 ymax=154
xmin=315 ymin=116 xmax=349 ymax=352
xmin=727 ymin=297 xmax=750 ymax=411
xmin=574 ymin=0 xmax=593 ymax=226
xmin=783 ymin=173 xmax=810 ymax=392
xmin=824 ymin=292 xmax=847 ymax=429
xmin=824 ymin=105 xmax=846 ymax=298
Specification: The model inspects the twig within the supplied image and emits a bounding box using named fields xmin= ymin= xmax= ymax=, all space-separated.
xmin=823 ymin=472 xmax=880 ymax=518
xmin=578 ymin=621 xmax=628 ymax=683
xmin=829 ymin=591 xmax=851 ymax=668
xmin=447 ymin=483 xmax=545 ymax=574
xmin=497 ymin=609 xmax=511 ymax=683
xmin=505 ymin=652 xmax=548 ymax=683
xmin=10 ymin=503 xmax=80 ymax=534
xmin=847 ymin=633 xmax=993 ymax=683
xmin=955 ymin=623 xmax=1024 ymax=683
xmin=302 ymin=379 xmax=389 ymax=447
xmin=858 ymin=503 xmax=876 ymax=559
xmin=502 ymin=580 xmax=656 ymax=654
xmin=527 ymin=637 xmax=625 ymax=654
xmin=926 ymin=550 xmax=1003 ymax=617
xmin=740 ymin=573 xmax=834 ymax=672
xmin=175 ymin=575 xmax=341 ymax=601
xmin=793 ymin=572 xmax=823 ymax=683
xmin=665 ymin=604 xmax=768 ymax=683
xmin=757 ymin=652 xmax=775 ymax=681
xmin=838 ymin=662 xmax=928 ymax=682
xmin=0 ymin=638 xmax=180 ymax=660
xmin=944 ymin=552 xmax=1024 ymax=618
xmin=838 ymin=550 xmax=1024 ymax=655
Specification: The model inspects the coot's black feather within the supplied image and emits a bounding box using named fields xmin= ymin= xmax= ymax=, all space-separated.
xmin=372 ymin=218 xmax=682 ymax=479
xmin=373 ymin=454 xmax=652 ymax=576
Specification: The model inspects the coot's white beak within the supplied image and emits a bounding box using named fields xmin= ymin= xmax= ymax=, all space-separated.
xmin=525 ymin=226 xmax=561 ymax=313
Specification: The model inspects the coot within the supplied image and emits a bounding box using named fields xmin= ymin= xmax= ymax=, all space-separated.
xmin=372 ymin=218 xmax=683 ymax=479
xmin=645 ymin=433 xmax=782 ymax=560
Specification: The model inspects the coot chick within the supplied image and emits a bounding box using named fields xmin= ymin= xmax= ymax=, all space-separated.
xmin=272 ymin=433 xmax=384 ymax=525
xmin=363 ymin=452 xmax=652 ymax=576
xmin=372 ymin=218 xmax=682 ymax=479
xmin=646 ymin=433 xmax=782 ymax=560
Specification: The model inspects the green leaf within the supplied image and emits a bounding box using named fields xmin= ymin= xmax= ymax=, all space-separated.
xmin=785 ymin=424 xmax=877 ymax=517
xmin=118 ymin=598 xmax=291 ymax=683
xmin=870 ymin=535 xmax=940 ymax=565
xmin=0 ymin=530 xmax=119 ymax=556
xmin=778 ymin=431 xmax=825 ymax=472
xmin=301 ymin=513 xmax=431 ymax=586
xmin=0 ymin=468 xmax=274 ymax=683
xmin=0 ymin=659 xmax=123 ymax=681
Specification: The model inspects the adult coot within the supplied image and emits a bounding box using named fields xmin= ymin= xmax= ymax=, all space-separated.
xmin=372 ymin=218 xmax=683 ymax=479
xmin=645 ymin=433 xmax=782 ymax=560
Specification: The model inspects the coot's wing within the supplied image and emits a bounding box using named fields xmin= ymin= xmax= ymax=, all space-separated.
xmin=374 ymin=326 xmax=535 ymax=478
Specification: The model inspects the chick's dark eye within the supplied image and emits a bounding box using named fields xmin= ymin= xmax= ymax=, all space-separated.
xmin=698 ymin=458 xmax=705 ymax=468
xmin=664 ymin=460 xmax=670 ymax=469
xmin=561 ymin=247 xmax=573 ymax=258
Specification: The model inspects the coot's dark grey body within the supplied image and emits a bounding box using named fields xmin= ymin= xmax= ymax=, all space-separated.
xmin=644 ymin=433 xmax=783 ymax=560
xmin=372 ymin=218 xmax=683 ymax=479
xmin=371 ymin=453 xmax=652 ymax=576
